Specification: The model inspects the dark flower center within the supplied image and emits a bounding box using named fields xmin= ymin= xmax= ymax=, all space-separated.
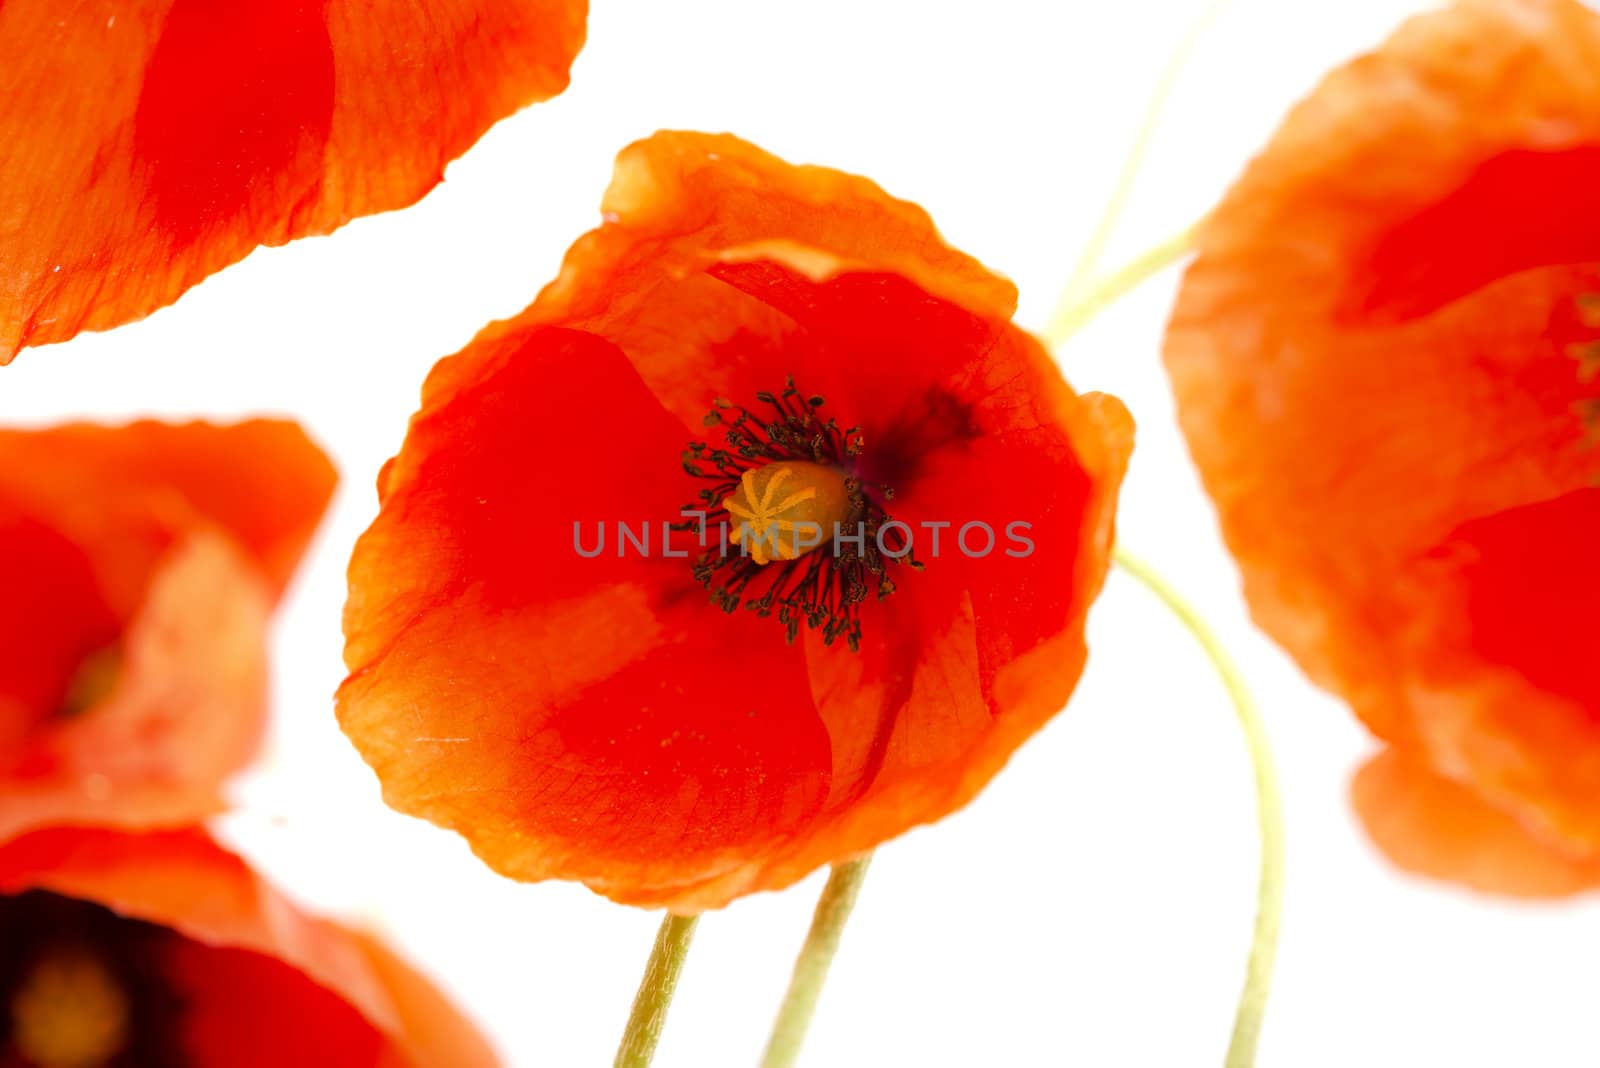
xmin=677 ymin=378 xmax=919 ymax=651
xmin=2 ymin=892 xmax=180 ymax=1068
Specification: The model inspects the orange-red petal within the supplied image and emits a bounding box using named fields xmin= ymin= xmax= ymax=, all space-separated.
xmin=0 ymin=420 xmax=338 ymax=600
xmin=1352 ymin=749 xmax=1600 ymax=897
xmin=0 ymin=827 xmax=497 ymax=1066
xmin=340 ymin=132 xmax=1132 ymax=908
xmin=1164 ymin=0 xmax=1600 ymax=891
xmin=0 ymin=0 xmax=587 ymax=360
xmin=0 ymin=420 xmax=335 ymax=839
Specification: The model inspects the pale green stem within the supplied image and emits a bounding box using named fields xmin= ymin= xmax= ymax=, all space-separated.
xmin=614 ymin=912 xmax=700 ymax=1068
xmin=1113 ymin=548 xmax=1284 ymax=1068
xmin=1041 ymin=225 xmax=1196 ymax=350
xmin=1056 ymin=0 xmax=1234 ymax=301
xmin=760 ymin=856 xmax=874 ymax=1068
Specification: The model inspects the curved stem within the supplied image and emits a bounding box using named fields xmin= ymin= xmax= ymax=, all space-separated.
xmin=1041 ymin=225 xmax=1196 ymax=349
xmin=1113 ymin=548 xmax=1284 ymax=1068
xmin=614 ymin=912 xmax=700 ymax=1068
xmin=1056 ymin=0 xmax=1233 ymax=300
xmin=760 ymin=856 xmax=873 ymax=1068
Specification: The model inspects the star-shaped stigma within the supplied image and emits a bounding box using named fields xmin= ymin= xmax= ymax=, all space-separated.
xmin=722 ymin=464 xmax=823 ymax=565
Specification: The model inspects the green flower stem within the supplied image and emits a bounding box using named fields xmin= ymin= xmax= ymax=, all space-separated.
xmin=760 ymin=856 xmax=874 ymax=1068
xmin=614 ymin=912 xmax=700 ymax=1068
xmin=1113 ymin=548 xmax=1284 ymax=1068
xmin=1041 ymin=224 xmax=1196 ymax=350
xmin=1053 ymin=0 xmax=1233 ymax=306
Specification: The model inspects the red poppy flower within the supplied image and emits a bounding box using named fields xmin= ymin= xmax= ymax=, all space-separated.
xmin=0 ymin=0 xmax=587 ymax=362
xmin=337 ymin=131 xmax=1133 ymax=910
xmin=0 ymin=826 xmax=496 ymax=1067
xmin=1163 ymin=0 xmax=1600 ymax=895
xmin=0 ymin=420 xmax=336 ymax=841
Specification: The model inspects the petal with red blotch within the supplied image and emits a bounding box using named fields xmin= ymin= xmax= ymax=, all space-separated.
xmin=0 ymin=0 xmax=586 ymax=360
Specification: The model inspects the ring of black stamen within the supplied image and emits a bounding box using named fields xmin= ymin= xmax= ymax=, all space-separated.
xmin=674 ymin=377 xmax=919 ymax=652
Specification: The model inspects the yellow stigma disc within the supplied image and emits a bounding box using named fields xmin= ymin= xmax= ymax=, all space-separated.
xmin=721 ymin=461 xmax=852 ymax=565
xmin=11 ymin=945 xmax=131 ymax=1068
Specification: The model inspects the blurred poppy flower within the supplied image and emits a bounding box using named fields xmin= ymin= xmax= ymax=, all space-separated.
xmin=0 ymin=0 xmax=587 ymax=362
xmin=0 ymin=826 xmax=496 ymax=1067
xmin=338 ymin=131 xmax=1133 ymax=909
xmin=1164 ymin=0 xmax=1600 ymax=895
xmin=0 ymin=420 xmax=336 ymax=841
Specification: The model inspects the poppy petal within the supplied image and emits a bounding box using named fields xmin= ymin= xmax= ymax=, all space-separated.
xmin=0 ymin=0 xmax=587 ymax=359
xmin=1352 ymin=749 xmax=1600 ymax=897
xmin=0 ymin=827 xmax=498 ymax=1066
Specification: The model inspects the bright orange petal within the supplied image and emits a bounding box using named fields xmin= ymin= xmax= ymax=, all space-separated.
xmin=1353 ymin=748 xmax=1600 ymax=897
xmin=0 ymin=0 xmax=587 ymax=359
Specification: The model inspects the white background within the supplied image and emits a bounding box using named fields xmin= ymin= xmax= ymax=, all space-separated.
xmin=6 ymin=0 xmax=1600 ymax=1064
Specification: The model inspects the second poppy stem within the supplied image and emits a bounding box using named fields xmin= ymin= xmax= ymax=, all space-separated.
xmin=760 ymin=854 xmax=874 ymax=1068
xmin=614 ymin=912 xmax=699 ymax=1068
xmin=1059 ymin=0 xmax=1231 ymax=294
xmin=1041 ymin=225 xmax=1196 ymax=349
xmin=1113 ymin=547 xmax=1284 ymax=1068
